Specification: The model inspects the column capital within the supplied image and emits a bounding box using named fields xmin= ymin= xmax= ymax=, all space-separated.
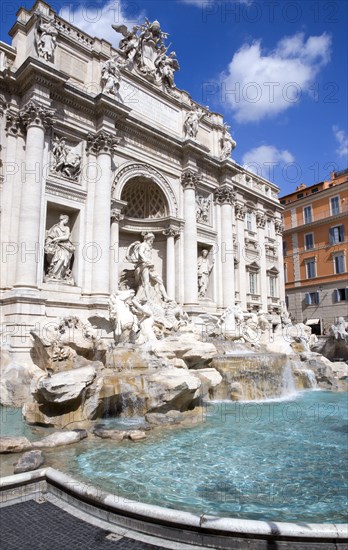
xmin=20 ymin=99 xmax=55 ymax=131
xmin=163 ymin=227 xmax=180 ymax=238
xmin=110 ymin=209 xmax=124 ymax=223
xmin=181 ymin=168 xmax=201 ymax=191
xmin=86 ymin=130 xmax=120 ymax=155
xmin=234 ymin=202 xmax=246 ymax=220
xmin=5 ymin=110 xmax=24 ymax=137
xmin=256 ymin=211 xmax=266 ymax=228
xmin=214 ymin=185 xmax=235 ymax=205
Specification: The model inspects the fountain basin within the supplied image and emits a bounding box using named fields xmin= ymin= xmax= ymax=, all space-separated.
xmin=0 ymin=467 xmax=347 ymax=549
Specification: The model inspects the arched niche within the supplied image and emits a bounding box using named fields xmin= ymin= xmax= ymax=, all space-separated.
xmin=112 ymin=162 xmax=178 ymax=217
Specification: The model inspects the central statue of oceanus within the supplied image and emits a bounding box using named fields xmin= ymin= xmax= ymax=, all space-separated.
xmin=125 ymin=232 xmax=171 ymax=303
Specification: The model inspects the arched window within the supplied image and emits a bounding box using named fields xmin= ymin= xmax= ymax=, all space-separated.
xmin=121 ymin=177 xmax=168 ymax=219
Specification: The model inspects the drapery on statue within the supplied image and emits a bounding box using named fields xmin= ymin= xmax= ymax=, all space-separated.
xmin=184 ymin=104 xmax=205 ymax=139
xmin=126 ymin=232 xmax=171 ymax=303
xmin=197 ymin=249 xmax=214 ymax=299
xmin=101 ymin=57 xmax=124 ymax=96
xmin=112 ymin=19 xmax=179 ymax=89
xmin=220 ymin=123 xmax=236 ymax=160
xmin=35 ymin=17 xmax=58 ymax=62
xmin=44 ymin=214 xmax=75 ymax=284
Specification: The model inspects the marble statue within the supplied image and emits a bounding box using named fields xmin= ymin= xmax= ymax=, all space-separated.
xmin=196 ymin=195 xmax=210 ymax=223
xmin=52 ymin=137 xmax=81 ymax=180
xmin=112 ymin=19 xmax=179 ymax=89
xmin=109 ymin=290 xmax=139 ymax=342
xmin=197 ymin=249 xmax=214 ymax=299
xmin=112 ymin=24 xmax=140 ymax=61
xmin=220 ymin=123 xmax=236 ymax=160
xmin=184 ymin=105 xmax=205 ymax=139
xmin=44 ymin=215 xmax=75 ymax=284
xmin=330 ymin=317 xmax=348 ymax=340
xmin=101 ymin=57 xmax=124 ymax=96
xmin=126 ymin=232 xmax=171 ymax=303
xmin=155 ymin=48 xmax=180 ymax=89
xmin=35 ymin=17 xmax=58 ymax=61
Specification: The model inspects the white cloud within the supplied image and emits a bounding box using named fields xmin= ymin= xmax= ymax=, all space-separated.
xmin=333 ymin=126 xmax=348 ymax=160
xmin=59 ymin=1 xmax=146 ymax=47
xmin=221 ymin=32 xmax=331 ymax=123
xmin=242 ymin=145 xmax=294 ymax=181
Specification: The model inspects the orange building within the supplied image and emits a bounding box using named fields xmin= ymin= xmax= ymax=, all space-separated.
xmin=280 ymin=169 xmax=348 ymax=334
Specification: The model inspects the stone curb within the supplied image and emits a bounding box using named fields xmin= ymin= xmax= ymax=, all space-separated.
xmin=1 ymin=468 xmax=347 ymax=545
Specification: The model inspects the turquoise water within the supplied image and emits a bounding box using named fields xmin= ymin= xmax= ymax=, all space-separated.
xmin=72 ymin=391 xmax=348 ymax=523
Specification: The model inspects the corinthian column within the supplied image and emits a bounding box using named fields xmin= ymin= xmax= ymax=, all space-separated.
xmin=215 ymin=186 xmax=235 ymax=309
xmin=87 ymin=131 xmax=119 ymax=297
xmin=181 ymin=169 xmax=200 ymax=306
xmin=163 ymin=227 xmax=179 ymax=300
xmin=15 ymin=100 xmax=55 ymax=289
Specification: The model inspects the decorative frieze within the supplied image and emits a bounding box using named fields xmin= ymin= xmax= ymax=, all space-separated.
xmin=51 ymin=136 xmax=81 ymax=180
xmin=196 ymin=195 xmax=211 ymax=224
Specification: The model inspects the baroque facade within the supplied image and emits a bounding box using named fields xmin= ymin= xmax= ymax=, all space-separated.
xmin=0 ymin=1 xmax=284 ymax=362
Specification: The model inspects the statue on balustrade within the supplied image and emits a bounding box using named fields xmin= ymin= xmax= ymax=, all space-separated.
xmin=184 ymin=105 xmax=205 ymax=139
xmin=220 ymin=123 xmax=236 ymax=160
xmin=35 ymin=17 xmax=58 ymax=62
xmin=44 ymin=215 xmax=75 ymax=285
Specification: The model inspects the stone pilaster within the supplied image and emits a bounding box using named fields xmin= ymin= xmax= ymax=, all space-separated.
xmin=15 ymin=100 xmax=55 ymax=289
xmin=275 ymin=217 xmax=285 ymax=305
xmin=215 ymin=185 xmax=235 ymax=310
xmin=87 ymin=131 xmax=119 ymax=296
xmin=256 ymin=211 xmax=268 ymax=311
xmin=163 ymin=227 xmax=180 ymax=300
xmin=110 ymin=199 xmax=127 ymax=293
xmin=235 ymin=202 xmax=247 ymax=310
xmin=2 ymin=110 xmax=24 ymax=289
xmin=181 ymin=169 xmax=200 ymax=306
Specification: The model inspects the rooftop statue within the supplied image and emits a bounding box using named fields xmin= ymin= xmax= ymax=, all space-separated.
xmin=184 ymin=104 xmax=206 ymax=140
xmin=112 ymin=19 xmax=179 ymax=90
xmin=35 ymin=16 xmax=58 ymax=62
xmin=220 ymin=123 xmax=237 ymax=160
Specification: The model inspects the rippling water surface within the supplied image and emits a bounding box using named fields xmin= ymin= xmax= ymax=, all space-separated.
xmin=70 ymin=391 xmax=348 ymax=523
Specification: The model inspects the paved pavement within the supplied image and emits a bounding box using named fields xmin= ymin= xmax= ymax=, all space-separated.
xmin=0 ymin=500 xmax=167 ymax=550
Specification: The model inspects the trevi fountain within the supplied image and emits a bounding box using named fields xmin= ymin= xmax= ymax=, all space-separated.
xmin=0 ymin=2 xmax=347 ymax=547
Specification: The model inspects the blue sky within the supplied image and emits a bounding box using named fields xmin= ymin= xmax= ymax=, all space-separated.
xmin=1 ymin=0 xmax=347 ymax=195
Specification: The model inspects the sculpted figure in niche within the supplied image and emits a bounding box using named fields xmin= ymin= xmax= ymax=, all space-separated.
xmin=197 ymin=249 xmax=214 ymax=299
xmin=44 ymin=215 xmax=75 ymax=284
xmin=220 ymin=123 xmax=236 ymax=160
xmin=52 ymin=137 xmax=81 ymax=180
xmin=35 ymin=17 xmax=58 ymax=62
xmin=184 ymin=105 xmax=205 ymax=139
xmin=126 ymin=232 xmax=171 ymax=303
